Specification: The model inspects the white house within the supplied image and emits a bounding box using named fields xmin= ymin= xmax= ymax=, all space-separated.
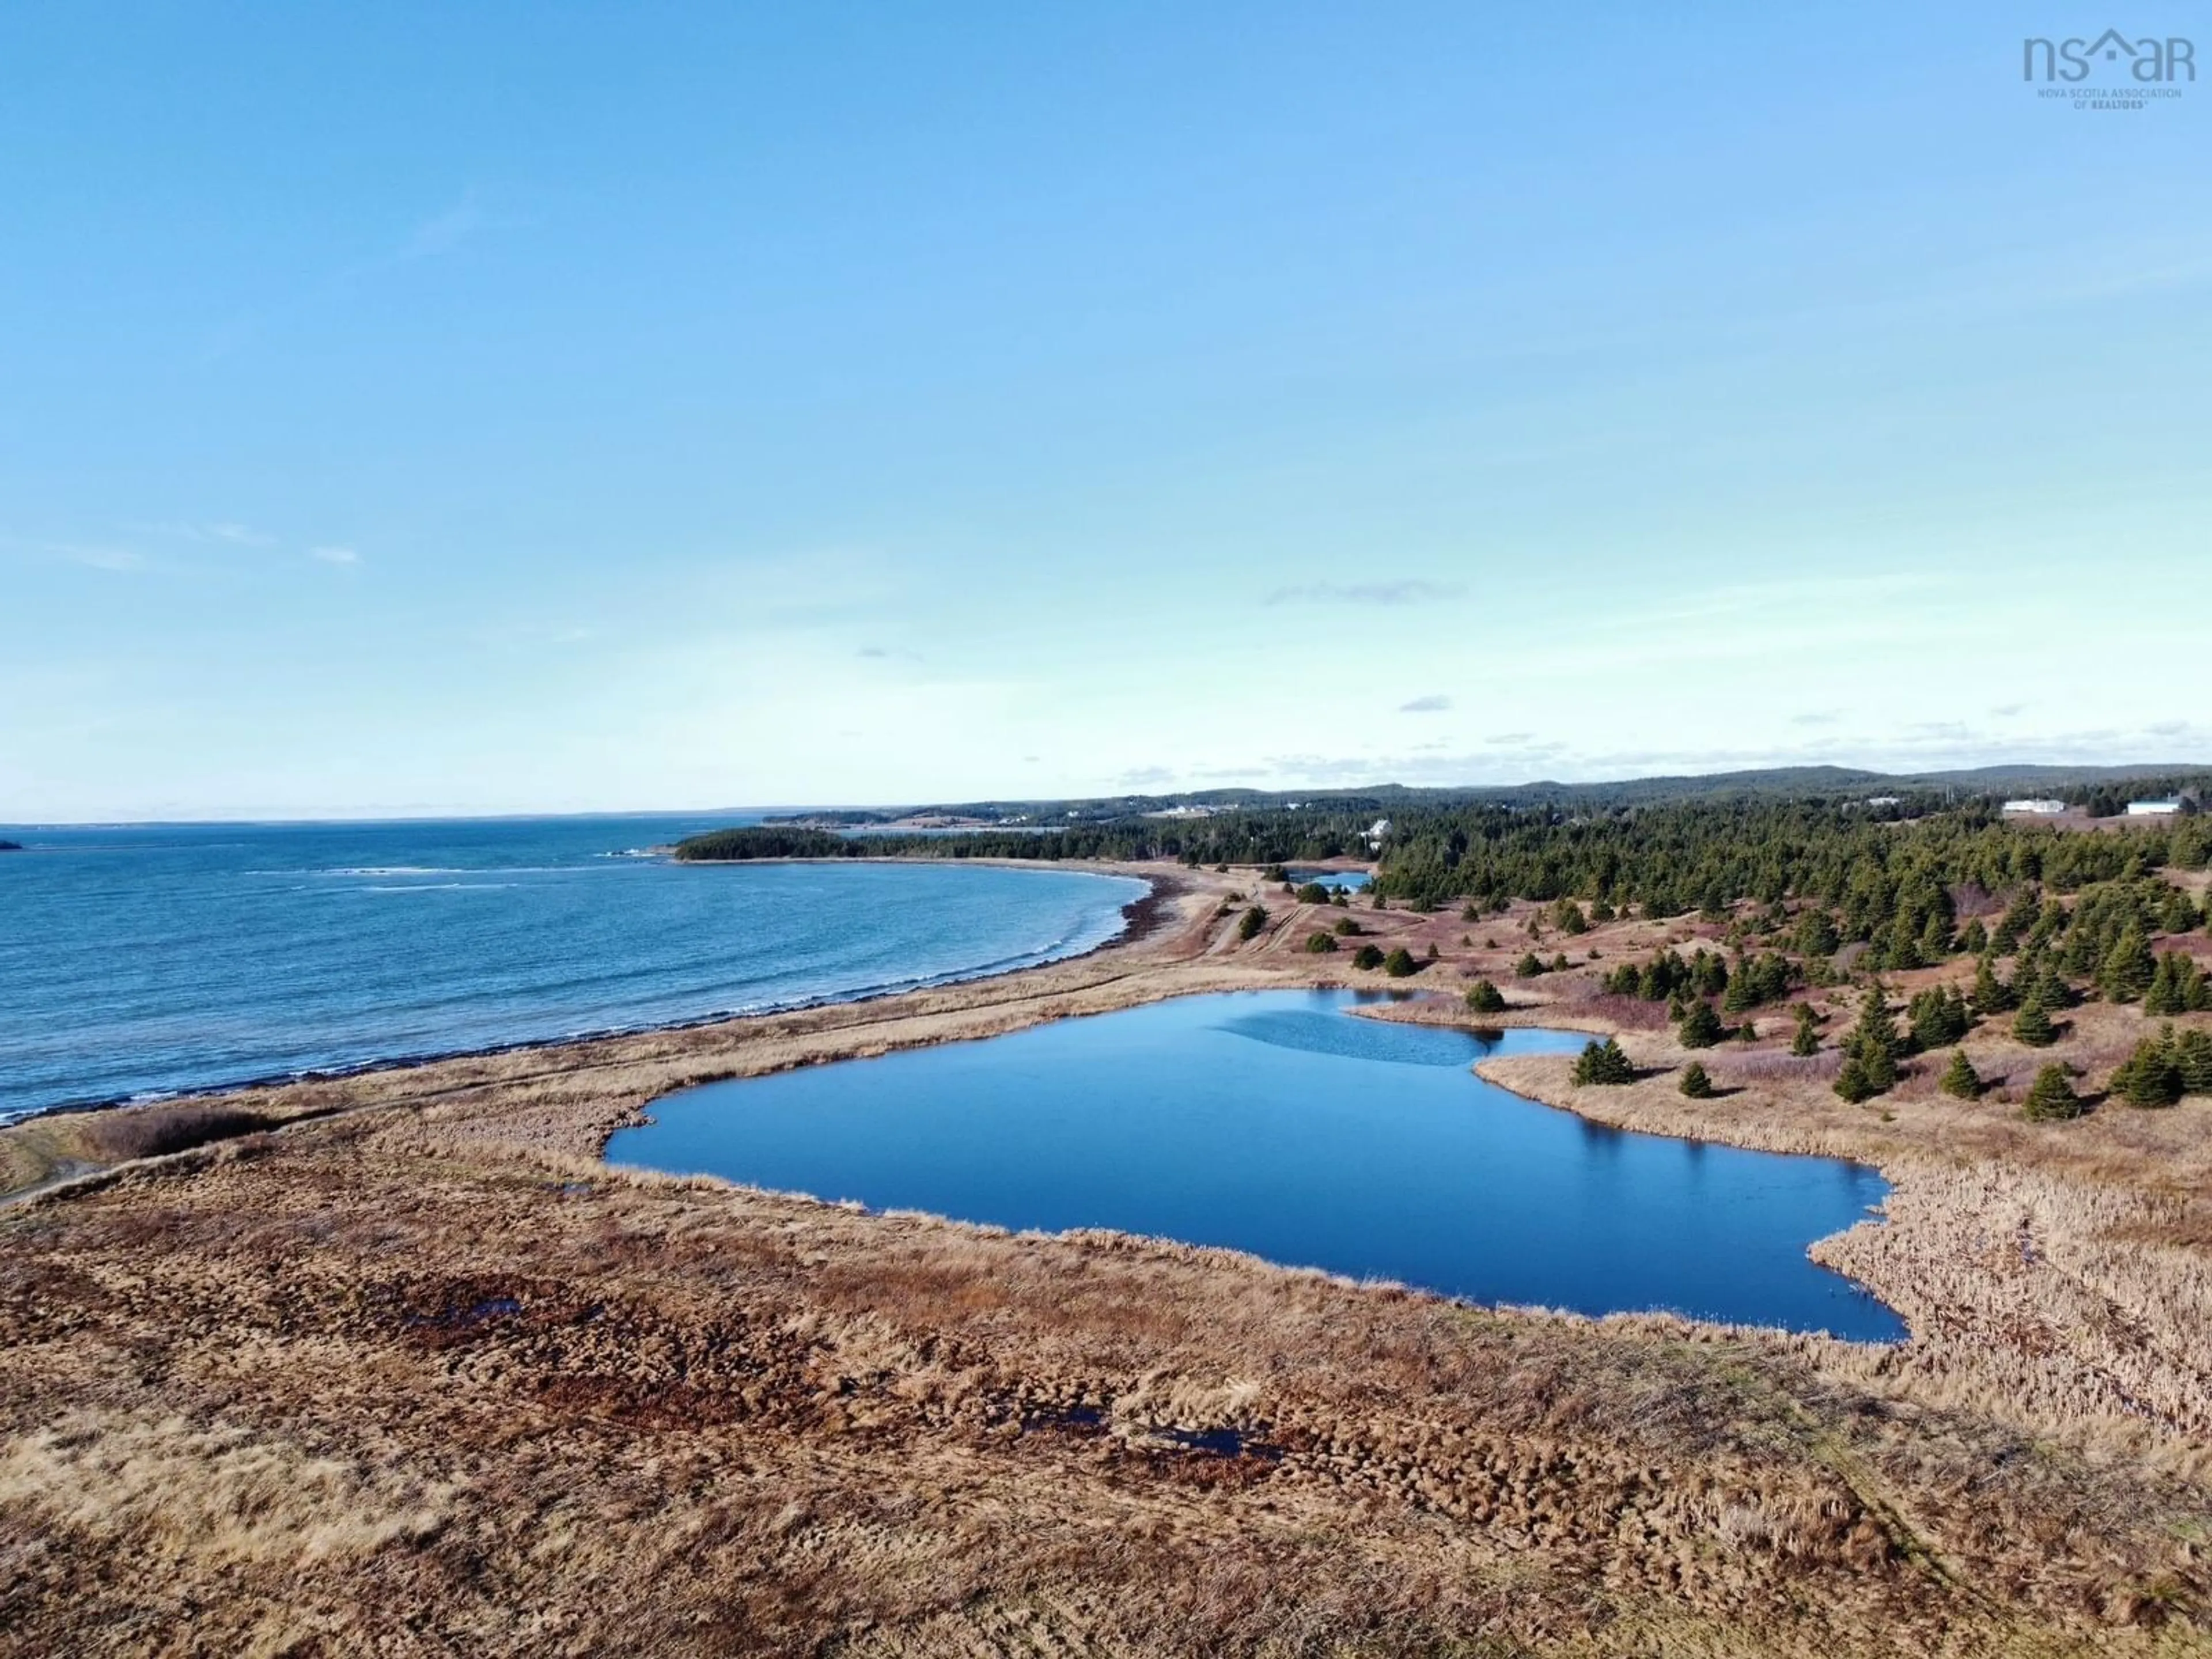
xmin=2126 ymin=799 xmax=2183 ymax=816
xmin=2002 ymin=798 xmax=2067 ymax=815
xmin=1363 ymin=817 xmax=1391 ymax=847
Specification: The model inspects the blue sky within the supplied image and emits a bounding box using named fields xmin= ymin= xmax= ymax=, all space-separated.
xmin=3 ymin=3 xmax=2207 ymax=819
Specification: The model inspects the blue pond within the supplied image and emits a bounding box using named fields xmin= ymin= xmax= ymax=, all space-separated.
xmin=609 ymin=990 xmax=1904 ymax=1340
xmin=1290 ymin=868 xmax=1372 ymax=892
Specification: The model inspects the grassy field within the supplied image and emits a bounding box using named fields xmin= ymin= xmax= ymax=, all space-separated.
xmin=3 ymin=865 xmax=2209 ymax=1656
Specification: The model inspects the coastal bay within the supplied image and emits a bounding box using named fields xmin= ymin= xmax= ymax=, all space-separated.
xmin=0 ymin=817 xmax=1146 ymax=1122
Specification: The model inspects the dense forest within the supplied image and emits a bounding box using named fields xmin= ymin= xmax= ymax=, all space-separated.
xmin=1368 ymin=798 xmax=2212 ymax=919
xmin=678 ymin=777 xmax=2212 ymax=923
xmin=671 ymin=811 xmax=1377 ymax=866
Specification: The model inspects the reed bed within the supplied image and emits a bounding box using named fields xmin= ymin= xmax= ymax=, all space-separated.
xmin=3 ymin=865 xmax=2209 ymax=1654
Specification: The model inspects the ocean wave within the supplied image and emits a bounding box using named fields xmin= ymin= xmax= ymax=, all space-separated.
xmin=326 ymin=864 xmax=617 ymax=878
xmin=325 ymin=866 xmax=467 ymax=877
xmin=361 ymin=882 xmax=518 ymax=893
xmin=6 ymin=859 xmax=1149 ymax=1122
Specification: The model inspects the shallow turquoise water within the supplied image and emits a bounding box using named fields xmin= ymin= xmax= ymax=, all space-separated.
xmin=609 ymin=988 xmax=1905 ymax=1339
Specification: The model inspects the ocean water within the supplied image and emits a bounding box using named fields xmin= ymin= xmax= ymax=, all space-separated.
xmin=0 ymin=816 xmax=1146 ymax=1122
xmin=611 ymin=990 xmax=1903 ymax=1339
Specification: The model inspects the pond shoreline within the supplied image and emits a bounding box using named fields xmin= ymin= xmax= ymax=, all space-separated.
xmin=610 ymin=990 xmax=1904 ymax=1340
xmin=6 ymin=857 xmax=2209 ymax=1650
xmin=7 ymin=856 xmax=2209 ymax=1445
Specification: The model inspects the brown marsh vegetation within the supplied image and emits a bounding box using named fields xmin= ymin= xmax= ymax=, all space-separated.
xmin=3 ymin=864 xmax=2210 ymax=1656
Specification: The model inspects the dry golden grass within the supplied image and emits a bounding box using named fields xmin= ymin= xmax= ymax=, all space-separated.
xmin=3 ymin=866 xmax=2210 ymax=1656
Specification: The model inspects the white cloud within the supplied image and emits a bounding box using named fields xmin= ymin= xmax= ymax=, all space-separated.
xmin=309 ymin=546 xmax=361 ymax=566
xmin=1265 ymin=579 xmax=1465 ymax=607
xmin=135 ymin=520 xmax=276 ymax=547
xmin=399 ymin=198 xmax=484 ymax=263
xmin=66 ymin=546 xmax=150 ymax=573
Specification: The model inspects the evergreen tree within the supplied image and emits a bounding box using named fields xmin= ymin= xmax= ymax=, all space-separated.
xmin=1907 ymin=985 xmax=1972 ymax=1051
xmin=1938 ymin=1049 xmax=1982 ymax=1100
xmin=1353 ymin=944 xmax=1385 ymax=971
xmin=1969 ymin=953 xmax=2013 ymax=1016
xmin=1572 ymin=1037 xmax=1634 ymax=1086
xmin=1305 ymin=930 xmax=1338 ymax=953
xmin=1679 ymin=1062 xmax=1714 ymax=1099
xmin=1850 ymin=982 xmax=1900 ymax=1052
xmin=1677 ymin=1000 xmax=1725 ymax=1049
xmin=1957 ymin=918 xmax=1989 ymax=955
xmin=1790 ymin=1003 xmax=1821 ymax=1056
xmin=1794 ymin=910 xmax=1840 ymax=957
xmin=2144 ymin=952 xmax=2211 ymax=1016
xmin=2176 ymin=1028 xmax=2212 ymax=1096
xmin=1464 ymin=979 xmax=1506 ymax=1013
xmin=1690 ymin=950 xmax=1728 ymax=998
xmin=2111 ymin=1027 xmax=2184 ymax=1107
xmin=1842 ymin=983 xmax=1903 ymax=1090
xmin=2022 ymin=1063 xmax=2083 ymax=1122
xmin=2101 ymin=924 xmax=2157 ymax=1002
xmin=2027 ymin=965 xmax=2071 ymax=1013
xmin=1916 ymin=908 xmax=1954 ymax=963
xmin=2143 ymin=953 xmax=2181 ymax=1015
xmin=1597 ymin=1035 xmax=1634 ymax=1082
xmin=2012 ymin=997 xmax=2057 ymax=1047
xmin=1383 ymin=947 xmax=1419 ymax=978
xmin=1834 ymin=1056 xmax=1877 ymax=1103
xmin=1237 ymin=906 xmax=1269 ymax=942
xmin=1722 ymin=966 xmax=1755 ymax=1014
xmin=1514 ymin=951 xmax=1544 ymax=978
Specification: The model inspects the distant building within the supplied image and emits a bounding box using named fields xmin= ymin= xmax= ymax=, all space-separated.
xmin=1862 ymin=796 xmax=1901 ymax=808
xmin=2126 ymin=799 xmax=2183 ymax=816
xmin=2002 ymin=798 xmax=2067 ymax=815
xmin=1363 ymin=817 xmax=1391 ymax=847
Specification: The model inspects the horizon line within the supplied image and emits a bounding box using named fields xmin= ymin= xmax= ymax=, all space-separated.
xmin=7 ymin=758 xmax=2209 ymax=830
